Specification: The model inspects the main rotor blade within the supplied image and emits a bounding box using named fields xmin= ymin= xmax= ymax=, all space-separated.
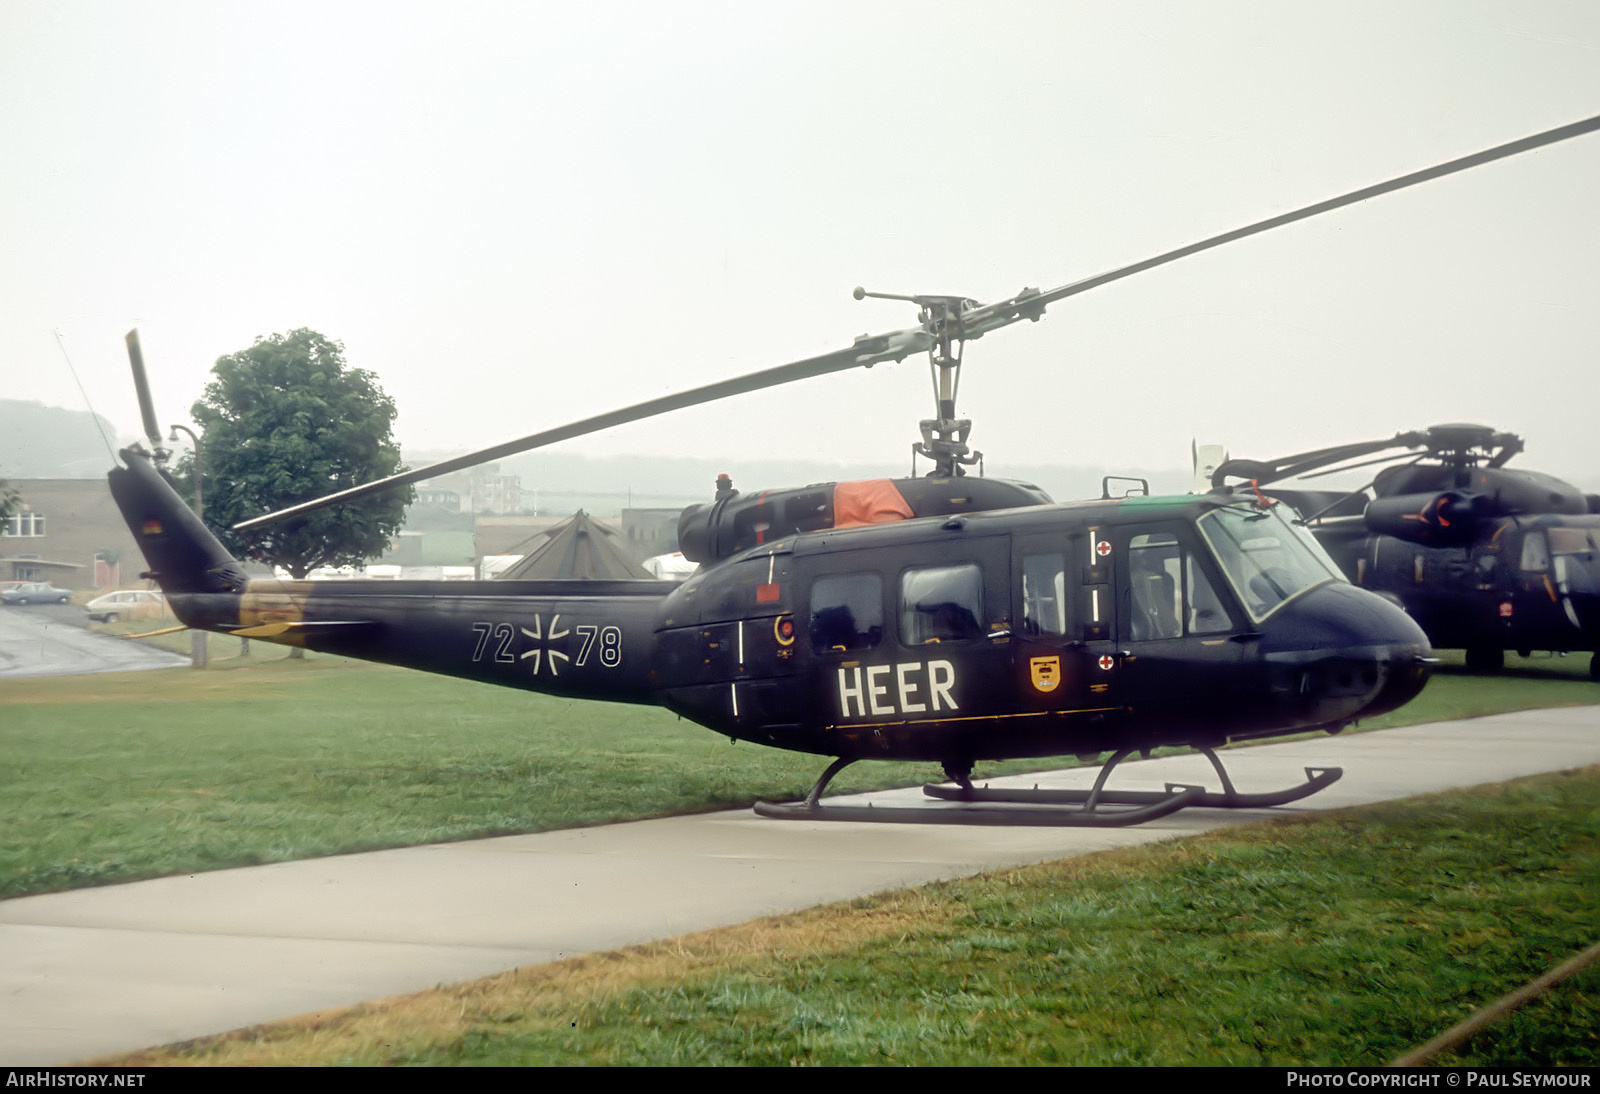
xmin=1213 ymin=433 xmax=1427 ymax=489
xmin=234 ymin=112 xmax=1599 ymax=532
xmin=959 ymin=112 xmax=1600 ymax=339
xmin=1300 ymin=450 xmax=1419 ymax=480
xmin=233 ymin=326 xmax=931 ymax=532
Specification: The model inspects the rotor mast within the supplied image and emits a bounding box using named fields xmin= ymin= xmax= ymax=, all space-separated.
xmin=854 ymin=287 xmax=984 ymax=477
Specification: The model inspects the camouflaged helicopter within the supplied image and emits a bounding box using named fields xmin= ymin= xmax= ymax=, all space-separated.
xmin=108 ymin=113 xmax=1600 ymax=825
xmin=1216 ymin=423 xmax=1600 ymax=680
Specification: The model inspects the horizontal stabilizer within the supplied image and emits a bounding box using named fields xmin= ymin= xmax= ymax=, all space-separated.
xmin=122 ymin=625 xmax=190 ymax=639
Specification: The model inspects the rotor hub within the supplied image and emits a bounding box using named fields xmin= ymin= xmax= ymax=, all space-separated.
xmin=856 ymin=287 xmax=985 ymax=477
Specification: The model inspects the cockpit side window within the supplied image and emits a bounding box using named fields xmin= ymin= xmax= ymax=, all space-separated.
xmin=1128 ymin=533 xmax=1181 ymax=640
xmin=1127 ymin=532 xmax=1231 ymax=640
xmin=809 ymin=572 xmax=883 ymax=652
xmin=1186 ymin=553 xmax=1230 ymax=635
xmin=1548 ymin=527 xmax=1597 ymax=557
xmin=1520 ymin=531 xmax=1551 ymax=573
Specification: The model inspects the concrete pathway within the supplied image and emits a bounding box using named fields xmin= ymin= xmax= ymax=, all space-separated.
xmin=0 ymin=606 xmax=186 ymax=678
xmin=3 ymin=705 xmax=1598 ymax=1064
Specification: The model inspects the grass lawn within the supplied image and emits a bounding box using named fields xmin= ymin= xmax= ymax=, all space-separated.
xmin=2 ymin=646 xmax=1596 ymax=899
xmin=104 ymin=767 xmax=1600 ymax=1067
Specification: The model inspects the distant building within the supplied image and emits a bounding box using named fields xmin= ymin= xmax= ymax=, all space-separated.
xmin=471 ymin=472 xmax=522 ymax=515
xmin=0 ymin=479 xmax=146 ymax=590
xmin=418 ymin=464 xmax=522 ymax=514
xmin=415 ymin=486 xmax=463 ymax=511
xmin=378 ymin=530 xmax=475 ymax=567
xmin=620 ymin=507 xmax=683 ymax=558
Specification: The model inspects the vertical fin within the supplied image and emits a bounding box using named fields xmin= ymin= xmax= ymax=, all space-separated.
xmin=107 ymin=448 xmax=249 ymax=596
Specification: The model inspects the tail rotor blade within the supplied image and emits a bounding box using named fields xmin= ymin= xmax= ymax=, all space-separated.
xmin=125 ymin=329 xmax=167 ymax=455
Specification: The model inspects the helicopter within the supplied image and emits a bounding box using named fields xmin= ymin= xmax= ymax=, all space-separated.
xmin=107 ymin=112 xmax=1600 ymax=826
xmin=1214 ymin=423 xmax=1600 ymax=680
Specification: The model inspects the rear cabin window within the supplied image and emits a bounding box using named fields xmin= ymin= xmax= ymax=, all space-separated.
xmin=900 ymin=564 xmax=984 ymax=645
xmin=809 ymin=573 xmax=883 ymax=652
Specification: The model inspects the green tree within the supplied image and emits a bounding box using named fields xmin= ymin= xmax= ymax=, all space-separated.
xmin=189 ymin=329 xmax=412 ymax=579
xmin=0 ymin=477 xmax=17 ymax=531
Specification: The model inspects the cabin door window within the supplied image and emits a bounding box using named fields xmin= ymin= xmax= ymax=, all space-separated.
xmin=900 ymin=564 xmax=985 ymax=645
xmin=1021 ymin=552 xmax=1067 ymax=637
xmin=1010 ymin=538 xmax=1097 ymax=713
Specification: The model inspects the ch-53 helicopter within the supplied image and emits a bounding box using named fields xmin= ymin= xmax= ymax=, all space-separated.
xmin=108 ymin=112 xmax=1600 ymax=826
xmin=1215 ymin=423 xmax=1600 ymax=680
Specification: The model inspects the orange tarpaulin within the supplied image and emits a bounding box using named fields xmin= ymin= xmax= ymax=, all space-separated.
xmin=833 ymin=479 xmax=914 ymax=528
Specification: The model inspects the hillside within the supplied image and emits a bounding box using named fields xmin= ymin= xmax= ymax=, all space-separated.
xmin=0 ymin=400 xmax=124 ymax=478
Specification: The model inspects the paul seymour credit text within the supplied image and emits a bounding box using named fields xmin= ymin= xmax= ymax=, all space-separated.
xmin=1287 ymin=1075 xmax=1591 ymax=1087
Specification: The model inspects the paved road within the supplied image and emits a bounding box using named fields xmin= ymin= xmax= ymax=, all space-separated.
xmin=0 ymin=603 xmax=187 ymax=678
xmin=2 ymin=704 xmax=1599 ymax=1065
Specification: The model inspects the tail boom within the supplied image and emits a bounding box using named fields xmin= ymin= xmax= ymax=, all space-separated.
xmin=107 ymin=447 xmax=671 ymax=703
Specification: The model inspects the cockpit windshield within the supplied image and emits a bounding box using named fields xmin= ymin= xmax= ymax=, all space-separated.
xmin=1197 ymin=504 xmax=1345 ymax=623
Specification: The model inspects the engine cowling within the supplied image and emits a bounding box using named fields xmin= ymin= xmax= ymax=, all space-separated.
xmin=1364 ymin=491 xmax=1486 ymax=547
xmin=677 ymin=476 xmax=1052 ymax=564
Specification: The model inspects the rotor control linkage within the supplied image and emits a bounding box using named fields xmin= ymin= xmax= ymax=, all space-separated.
xmin=855 ymin=286 xmax=985 ymax=477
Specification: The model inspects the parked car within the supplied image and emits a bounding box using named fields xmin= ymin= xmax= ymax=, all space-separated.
xmin=1 ymin=582 xmax=73 ymax=605
xmin=84 ymin=589 xmax=169 ymax=623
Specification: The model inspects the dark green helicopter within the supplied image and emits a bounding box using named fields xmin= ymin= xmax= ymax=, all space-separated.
xmin=1215 ymin=423 xmax=1600 ymax=680
xmin=108 ymin=113 xmax=1599 ymax=826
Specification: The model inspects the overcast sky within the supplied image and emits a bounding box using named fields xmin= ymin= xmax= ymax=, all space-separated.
xmin=3 ymin=1 xmax=1597 ymax=493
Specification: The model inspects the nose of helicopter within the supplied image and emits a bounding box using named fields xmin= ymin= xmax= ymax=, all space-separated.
xmin=1258 ymin=581 xmax=1433 ymax=727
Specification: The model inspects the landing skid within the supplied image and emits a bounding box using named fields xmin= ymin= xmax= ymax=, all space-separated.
xmin=753 ymin=747 xmax=1342 ymax=828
